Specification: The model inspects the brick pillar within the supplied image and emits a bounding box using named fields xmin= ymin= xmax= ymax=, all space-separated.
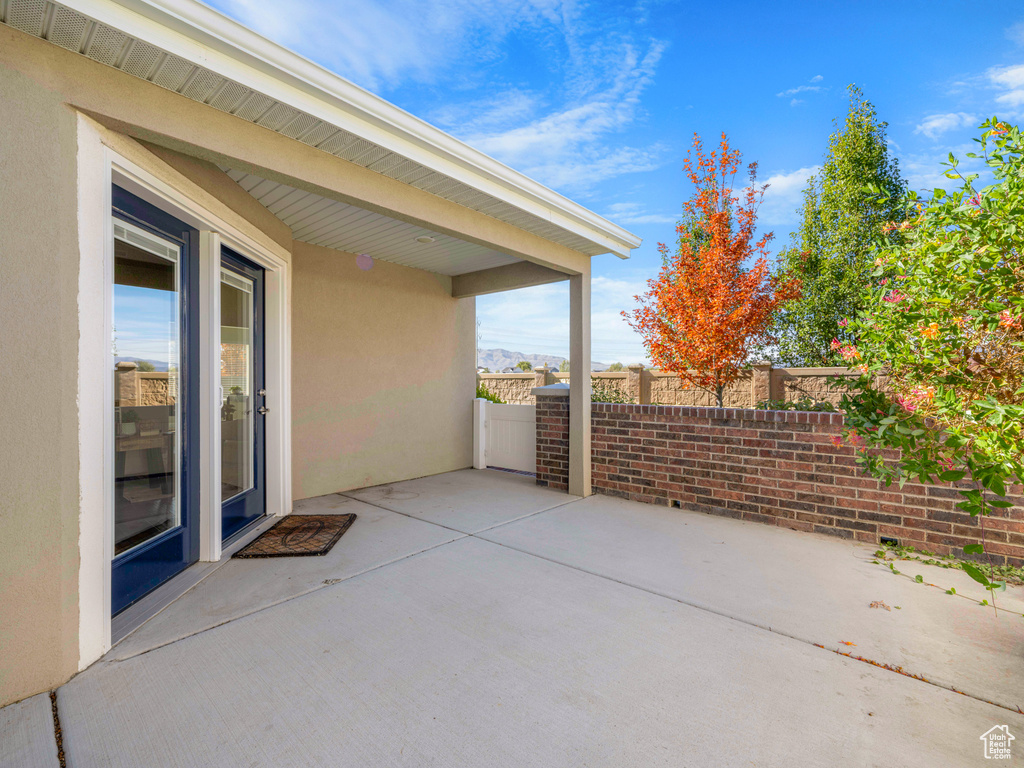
xmin=626 ymin=363 xmax=650 ymax=404
xmin=532 ymin=383 xmax=570 ymax=491
xmin=751 ymin=362 xmax=772 ymax=408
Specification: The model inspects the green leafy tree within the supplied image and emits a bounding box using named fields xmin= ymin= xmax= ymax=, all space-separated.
xmin=135 ymin=360 xmax=156 ymax=372
xmin=607 ymin=362 xmax=624 ymax=372
xmin=515 ymin=360 xmax=532 ymax=371
xmin=774 ymin=85 xmax=906 ymax=365
xmin=558 ymin=360 xmax=570 ymax=372
xmin=664 ymin=173 xmax=723 ymax=267
xmin=838 ymin=119 xmax=1023 ymax=588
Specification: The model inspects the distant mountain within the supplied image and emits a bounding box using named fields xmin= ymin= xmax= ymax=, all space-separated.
xmin=477 ymin=348 xmax=609 ymax=372
xmin=115 ymin=357 xmax=170 ymax=372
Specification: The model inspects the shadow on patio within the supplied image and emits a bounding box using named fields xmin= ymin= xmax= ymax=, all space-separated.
xmin=3 ymin=469 xmax=1022 ymax=767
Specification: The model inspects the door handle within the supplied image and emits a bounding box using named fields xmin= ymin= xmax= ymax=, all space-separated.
xmin=258 ymin=406 xmax=270 ymax=415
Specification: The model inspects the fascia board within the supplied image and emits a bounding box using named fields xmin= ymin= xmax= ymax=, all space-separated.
xmin=62 ymin=0 xmax=641 ymax=258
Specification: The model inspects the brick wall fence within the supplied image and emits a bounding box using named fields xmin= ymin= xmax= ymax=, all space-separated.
xmin=481 ymin=363 xmax=860 ymax=407
xmin=534 ymin=391 xmax=1024 ymax=565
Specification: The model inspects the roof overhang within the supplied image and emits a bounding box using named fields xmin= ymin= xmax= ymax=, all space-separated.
xmin=1 ymin=0 xmax=641 ymax=260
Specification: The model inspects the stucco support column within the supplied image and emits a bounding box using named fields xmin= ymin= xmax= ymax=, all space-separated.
xmin=568 ymin=270 xmax=592 ymax=497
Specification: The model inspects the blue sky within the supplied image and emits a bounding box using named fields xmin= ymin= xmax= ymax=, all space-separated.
xmin=207 ymin=0 xmax=1024 ymax=364
xmin=114 ymin=285 xmax=179 ymax=364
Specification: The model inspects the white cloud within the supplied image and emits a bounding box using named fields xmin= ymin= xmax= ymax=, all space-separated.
xmin=900 ymin=143 xmax=986 ymax=193
xmin=477 ymin=277 xmax=652 ymax=364
xmin=751 ymin=166 xmax=818 ymax=227
xmin=914 ymin=112 xmax=978 ymax=139
xmin=989 ymin=63 xmax=1024 ymax=107
xmin=777 ymin=75 xmax=825 ymax=99
xmin=1007 ymin=21 xmax=1024 ymax=46
xmin=777 ymin=85 xmax=823 ymax=98
xmin=431 ymin=90 xmax=542 ymax=135
xmin=455 ymin=40 xmax=669 ymax=191
xmin=212 ymin=0 xmax=568 ymax=90
xmin=603 ymin=202 xmax=677 ymax=225
xmin=211 ymin=0 xmax=667 ymax=193
xmin=614 ymin=213 xmax=678 ymax=225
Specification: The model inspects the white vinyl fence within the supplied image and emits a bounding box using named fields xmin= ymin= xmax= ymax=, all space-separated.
xmin=473 ymin=399 xmax=536 ymax=473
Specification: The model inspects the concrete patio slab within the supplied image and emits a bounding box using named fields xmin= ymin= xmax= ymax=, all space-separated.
xmin=342 ymin=468 xmax=576 ymax=533
xmin=57 ymin=536 xmax=1015 ymax=768
xmin=110 ymin=494 xmax=463 ymax=660
xmin=0 ymin=692 xmax=58 ymax=768
xmin=479 ymin=493 xmax=1024 ymax=711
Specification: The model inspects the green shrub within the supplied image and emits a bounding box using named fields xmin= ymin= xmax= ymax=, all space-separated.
xmin=475 ymin=384 xmax=504 ymax=404
xmin=756 ymin=397 xmax=837 ymax=412
xmin=840 ymin=118 xmax=1024 ymax=525
xmin=591 ymin=381 xmax=633 ymax=404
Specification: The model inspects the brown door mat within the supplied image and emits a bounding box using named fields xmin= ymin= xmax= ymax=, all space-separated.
xmin=233 ymin=514 xmax=356 ymax=558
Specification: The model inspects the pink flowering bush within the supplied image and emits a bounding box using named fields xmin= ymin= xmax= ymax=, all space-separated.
xmin=837 ymin=119 xmax=1023 ymax=546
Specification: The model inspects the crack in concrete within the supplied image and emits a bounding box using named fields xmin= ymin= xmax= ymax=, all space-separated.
xmin=337 ymin=491 xmax=585 ymax=535
xmin=49 ymin=690 xmax=66 ymax=768
xmin=108 ymin=494 xmax=584 ymax=662
xmin=109 ymin=534 xmax=468 ymax=662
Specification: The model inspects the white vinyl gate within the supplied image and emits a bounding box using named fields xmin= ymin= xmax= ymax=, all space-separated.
xmin=473 ymin=399 xmax=536 ymax=473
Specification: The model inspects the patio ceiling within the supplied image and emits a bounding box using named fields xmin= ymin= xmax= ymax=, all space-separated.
xmin=221 ymin=168 xmax=520 ymax=276
xmin=0 ymin=0 xmax=641 ymax=260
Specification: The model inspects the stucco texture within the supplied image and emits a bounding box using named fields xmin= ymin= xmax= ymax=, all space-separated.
xmin=291 ymin=241 xmax=475 ymax=498
xmin=0 ymin=65 xmax=82 ymax=706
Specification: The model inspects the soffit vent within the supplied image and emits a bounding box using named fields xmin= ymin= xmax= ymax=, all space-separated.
xmin=0 ymin=0 xmax=606 ymax=257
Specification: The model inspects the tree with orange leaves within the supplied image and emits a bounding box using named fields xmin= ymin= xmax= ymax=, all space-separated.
xmin=624 ymin=133 xmax=800 ymax=407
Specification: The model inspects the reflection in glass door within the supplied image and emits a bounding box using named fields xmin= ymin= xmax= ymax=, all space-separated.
xmin=113 ymin=222 xmax=181 ymax=553
xmin=220 ymin=248 xmax=266 ymax=540
xmin=111 ymin=186 xmax=199 ymax=615
xmin=221 ymin=268 xmax=254 ymax=501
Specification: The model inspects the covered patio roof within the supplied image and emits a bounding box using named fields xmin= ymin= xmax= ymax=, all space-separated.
xmin=1 ymin=0 xmax=641 ymax=264
xmin=221 ymin=167 xmax=521 ymax=276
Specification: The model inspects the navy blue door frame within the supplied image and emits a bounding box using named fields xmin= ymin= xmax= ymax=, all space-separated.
xmin=111 ymin=186 xmax=201 ymax=615
xmin=220 ymin=247 xmax=267 ymax=541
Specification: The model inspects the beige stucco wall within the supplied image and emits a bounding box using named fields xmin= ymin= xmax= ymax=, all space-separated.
xmin=0 ymin=65 xmax=82 ymax=706
xmin=291 ymin=241 xmax=475 ymax=498
xmin=0 ymin=64 xmax=295 ymax=706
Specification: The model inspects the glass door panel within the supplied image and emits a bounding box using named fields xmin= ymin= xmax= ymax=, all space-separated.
xmin=113 ymin=221 xmax=181 ymax=555
xmin=111 ymin=186 xmax=199 ymax=616
xmin=221 ymin=269 xmax=255 ymax=501
xmin=220 ymin=248 xmax=266 ymax=541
